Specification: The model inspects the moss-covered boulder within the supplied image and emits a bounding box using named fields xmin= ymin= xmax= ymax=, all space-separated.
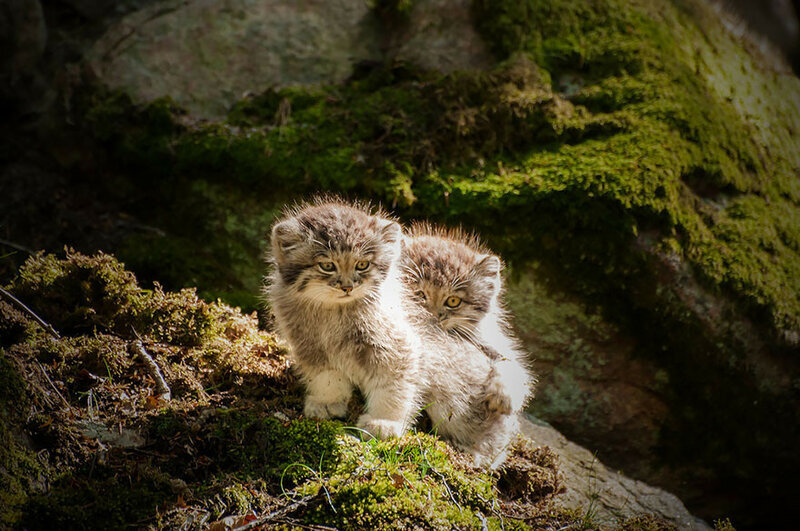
xmin=1 ymin=251 xmax=696 ymax=529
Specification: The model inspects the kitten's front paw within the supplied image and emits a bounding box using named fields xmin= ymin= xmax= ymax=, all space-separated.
xmin=471 ymin=447 xmax=510 ymax=470
xmin=484 ymin=377 xmax=513 ymax=415
xmin=304 ymin=397 xmax=348 ymax=420
xmin=357 ymin=414 xmax=405 ymax=439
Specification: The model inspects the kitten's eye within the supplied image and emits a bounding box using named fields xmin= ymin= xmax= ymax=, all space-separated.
xmin=444 ymin=296 xmax=462 ymax=309
xmin=355 ymin=260 xmax=370 ymax=271
xmin=415 ymin=290 xmax=427 ymax=300
xmin=318 ymin=261 xmax=336 ymax=272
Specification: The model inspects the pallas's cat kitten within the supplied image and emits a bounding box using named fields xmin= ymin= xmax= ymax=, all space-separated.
xmin=401 ymin=223 xmax=534 ymax=416
xmin=268 ymin=199 xmax=422 ymax=439
xmin=267 ymin=200 xmax=518 ymax=466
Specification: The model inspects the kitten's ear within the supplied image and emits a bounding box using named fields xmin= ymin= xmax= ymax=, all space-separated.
xmin=271 ymin=219 xmax=304 ymax=263
xmin=379 ymin=219 xmax=402 ymax=245
xmin=475 ymin=254 xmax=502 ymax=278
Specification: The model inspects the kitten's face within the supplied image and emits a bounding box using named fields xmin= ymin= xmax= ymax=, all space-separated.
xmin=271 ymin=203 xmax=401 ymax=305
xmin=402 ymin=236 xmax=500 ymax=336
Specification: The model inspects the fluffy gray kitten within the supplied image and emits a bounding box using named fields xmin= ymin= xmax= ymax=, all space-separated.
xmin=401 ymin=223 xmax=534 ymax=417
xmin=268 ymin=199 xmax=516 ymax=466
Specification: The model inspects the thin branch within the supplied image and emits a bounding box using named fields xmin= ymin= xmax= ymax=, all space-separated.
xmin=130 ymin=340 xmax=171 ymax=400
xmin=230 ymin=494 xmax=322 ymax=531
xmin=272 ymin=518 xmax=338 ymax=531
xmin=36 ymin=361 xmax=72 ymax=410
xmin=0 ymin=238 xmax=34 ymax=254
xmin=0 ymin=286 xmax=60 ymax=338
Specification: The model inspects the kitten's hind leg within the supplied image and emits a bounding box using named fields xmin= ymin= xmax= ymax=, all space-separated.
xmin=303 ymin=369 xmax=352 ymax=419
xmin=485 ymin=355 xmax=532 ymax=414
xmin=470 ymin=413 xmax=520 ymax=470
xmin=483 ymin=368 xmax=513 ymax=415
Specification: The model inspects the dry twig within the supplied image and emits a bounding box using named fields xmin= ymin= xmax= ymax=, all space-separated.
xmin=0 ymin=286 xmax=60 ymax=338
xmin=230 ymin=494 xmax=321 ymax=531
xmin=130 ymin=340 xmax=171 ymax=400
xmin=0 ymin=238 xmax=34 ymax=254
xmin=35 ymin=361 xmax=73 ymax=410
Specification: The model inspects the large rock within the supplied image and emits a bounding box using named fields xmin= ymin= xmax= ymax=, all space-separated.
xmin=87 ymin=0 xmax=384 ymax=118
xmin=508 ymin=272 xmax=669 ymax=481
xmin=520 ymin=416 xmax=709 ymax=530
xmin=86 ymin=0 xmax=493 ymax=118
xmin=385 ymin=0 xmax=493 ymax=73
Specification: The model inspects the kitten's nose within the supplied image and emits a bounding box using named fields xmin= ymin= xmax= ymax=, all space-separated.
xmin=341 ymin=285 xmax=353 ymax=294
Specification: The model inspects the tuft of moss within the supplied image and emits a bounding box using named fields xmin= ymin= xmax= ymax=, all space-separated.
xmin=297 ymin=432 xmax=515 ymax=530
xmin=21 ymin=464 xmax=175 ymax=530
xmin=11 ymin=250 xmax=221 ymax=345
xmin=146 ymin=409 xmax=340 ymax=486
xmin=620 ymin=514 xmax=676 ymax=530
xmin=713 ymin=517 xmax=736 ymax=531
xmin=497 ymin=437 xmax=564 ymax=504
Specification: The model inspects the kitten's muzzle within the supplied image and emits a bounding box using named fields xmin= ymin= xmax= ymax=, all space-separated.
xmin=340 ymin=285 xmax=354 ymax=294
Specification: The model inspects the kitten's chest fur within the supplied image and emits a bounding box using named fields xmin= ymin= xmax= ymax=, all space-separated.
xmin=274 ymin=293 xmax=387 ymax=373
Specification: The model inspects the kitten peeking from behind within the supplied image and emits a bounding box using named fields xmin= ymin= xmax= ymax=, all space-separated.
xmin=401 ymin=222 xmax=534 ymax=417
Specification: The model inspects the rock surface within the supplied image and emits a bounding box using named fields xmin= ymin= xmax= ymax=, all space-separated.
xmin=386 ymin=0 xmax=493 ymax=73
xmin=520 ymin=416 xmax=709 ymax=530
xmin=507 ymin=272 xmax=670 ymax=482
xmin=88 ymin=0 xmax=384 ymax=118
xmin=86 ymin=0 xmax=493 ymax=118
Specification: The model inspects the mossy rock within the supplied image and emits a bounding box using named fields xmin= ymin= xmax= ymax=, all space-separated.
xmin=75 ymin=0 xmax=799 ymax=345
xmin=1 ymin=251 xmax=680 ymax=529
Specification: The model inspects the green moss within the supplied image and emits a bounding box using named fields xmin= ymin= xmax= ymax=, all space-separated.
xmin=211 ymin=411 xmax=340 ymax=484
xmin=0 ymin=351 xmax=46 ymax=527
xmin=147 ymin=409 xmax=340 ymax=485
xmin=11 ymin=250 xmax=222 ymax=345
xmin=467 ymin=0 xmax=799 ymax=336
xmin=297 ymin=433 xmax=515 ymax=530
xmin=714 ymin=518 xmax=736 ymax=531
xmin=81 ymin=89 xmax=177 ymax=183
xmin=21 ymin=464 xmax=174 ymax=530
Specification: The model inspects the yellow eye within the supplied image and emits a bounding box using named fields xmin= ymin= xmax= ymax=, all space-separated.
xmin=444 ymin=296 xmax=462 ymax=309
xmin=355 ymin=260 xmax=370 ymax=271
xmin=318 ymin=261 xmax=336 ymax=272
